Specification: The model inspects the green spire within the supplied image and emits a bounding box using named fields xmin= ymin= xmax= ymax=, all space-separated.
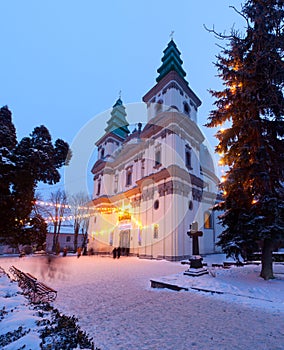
xmin=156 ymin=39 xmax=187 ymax=83
xmin=105 ymin=98 xmax=130 ymax=139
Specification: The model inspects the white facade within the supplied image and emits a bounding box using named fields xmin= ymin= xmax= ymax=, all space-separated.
xmin=88 ymin=40 xmax=222 ymax=260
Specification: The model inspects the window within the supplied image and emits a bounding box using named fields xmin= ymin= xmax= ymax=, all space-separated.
xmin=155 ymin=150 xmax=161 ymax=167
xmin=154 ymin=200 xmax=159 ymax=210
xmin=138 ymin=228 xmax=142 ymax=246
xmin=204 ymin=211 xmax=212 ymax=229
xmin=170 ymin=105 xmax=179 ymax=111
xmin=114 ymin=174 xmax=118 ymax=193
xmin=101 ymin=148 xmax=105 ymax=159
xmin=185 ymin=146 xmax=192 ymax=169
xmin=66 ymin=236 xmax=71 ymax=242
xmin=126 ymin=169 xmax=132 ymax=186
xmin=141 ymin=159 xmax=145 ymax=178
xmin=183 ymin=102 xmax=190 ymax=115
xmin=109 ymin=231 xmax=114 ymax=246
xmin=153 ymin=224 xmax=159 ymax=239
xmin=96 ymin=179 xmax=101 ymax=196
xmin=156 ymin=100 xmax=163 ymax=114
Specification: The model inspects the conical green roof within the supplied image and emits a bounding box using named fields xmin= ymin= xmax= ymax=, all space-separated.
xmin=156 ymin=39 xmax=187 ymax=83
xmin=105 ymin=98 xmax=130 ymax=139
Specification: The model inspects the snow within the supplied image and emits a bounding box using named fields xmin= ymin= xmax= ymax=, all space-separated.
xmin=0 ymin=254 xmax=284 ymax=350
xmin=0 ymin=273 xmax=43 ymax=349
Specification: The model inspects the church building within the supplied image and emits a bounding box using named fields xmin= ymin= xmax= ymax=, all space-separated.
xmin=87 ymin=39 xmax=221 ymax=260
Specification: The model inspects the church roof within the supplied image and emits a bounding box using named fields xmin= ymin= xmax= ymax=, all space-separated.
xmin=156 ymin=39 xmax=187 ymax=83
xmin=143 ymin=39 xmax=201 ymax=107
xmin=103 ymin=98 xmax=130 ymax=140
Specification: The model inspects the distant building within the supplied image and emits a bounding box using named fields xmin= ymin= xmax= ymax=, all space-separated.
xmin=0 ymin=224 xmax=86 ymax=255
xmin=46 ymin=224 xmax=86 ymax=252
xmin=88 ymin=39 xmax=222 ymax=260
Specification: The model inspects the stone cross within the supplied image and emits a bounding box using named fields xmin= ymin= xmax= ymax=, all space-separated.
xmin=170 ymin=30 xmax=175 ymax=40
xmin=188 ymin=221 xmax=203 ymax=256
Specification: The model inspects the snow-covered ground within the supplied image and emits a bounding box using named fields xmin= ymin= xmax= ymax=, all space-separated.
xmin=0 ymin=254 xmax=283 ymax=350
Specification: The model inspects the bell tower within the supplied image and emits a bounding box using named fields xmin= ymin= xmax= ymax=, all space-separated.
xmin=95 ymin=97 xmax=130 ymax=162
xmin=142 ymin=39 xmax=201 ymax=123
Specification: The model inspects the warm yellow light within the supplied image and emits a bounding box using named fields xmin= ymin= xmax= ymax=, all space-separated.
xmin=230 ymin=84 xmax=236 ymax=93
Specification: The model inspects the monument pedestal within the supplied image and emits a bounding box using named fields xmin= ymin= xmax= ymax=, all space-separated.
xmin=183 ymin=256 xmax=208 ymax=277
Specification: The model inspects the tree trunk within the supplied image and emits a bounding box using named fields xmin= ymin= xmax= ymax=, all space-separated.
xmin=74 ymin=223 xmax=79 ymax=253
xmin=260 ymin=238 xmax=274 ymax=280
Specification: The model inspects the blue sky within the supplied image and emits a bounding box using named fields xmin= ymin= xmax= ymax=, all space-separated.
xmin=0 ymin=0 xmax=245 ymax=196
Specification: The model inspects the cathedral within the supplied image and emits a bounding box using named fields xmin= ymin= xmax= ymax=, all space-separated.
xmin=87 ymin=39 xmax=222 ymax=260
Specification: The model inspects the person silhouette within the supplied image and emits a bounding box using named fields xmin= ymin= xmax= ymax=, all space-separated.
xmin=117 ymin=246 xmax=121 ymax=259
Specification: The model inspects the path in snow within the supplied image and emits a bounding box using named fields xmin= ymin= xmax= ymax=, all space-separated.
xmin=0 ymin=255 xmax=283 ymax=350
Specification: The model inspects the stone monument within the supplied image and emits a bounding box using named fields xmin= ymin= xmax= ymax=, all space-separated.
xmin=184 ymin=221 xmax=208 ymax=277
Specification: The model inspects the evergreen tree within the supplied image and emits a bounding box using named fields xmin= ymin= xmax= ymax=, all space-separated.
xmin=0 ymin=106 xmax=17 ymax=238
xmin=206 ymin=0 xmax=284 ymax=279
xmin=0 ymin=106 xmax=71 ymax=249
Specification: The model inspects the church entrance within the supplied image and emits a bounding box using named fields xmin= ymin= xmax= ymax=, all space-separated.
xmin=119 ymin=230 xmax=130 ymax=256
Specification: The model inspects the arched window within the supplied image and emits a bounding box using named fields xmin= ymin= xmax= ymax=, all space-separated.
xmin=155 ymin=150 xmax=161 ymax=167
xmin=156 ymin=100 xmax=163 ymax=114
xmin=183 ymin=102 xmax=190 ymax=115
xmin=126 ymin=169 xmax=132 ymax=186
xmin=185 ymin=145 xmax=192 ymax=169
xmin=109 ymin=231 xmax=114 ymax=246
xmin=153 ymin=224 xmax=159 ymax=239
xmin=96 ymin=179 xmax=101 ymax=196
xmin=204 ymin=211 xmax=212 ymax=229
xmin=138 ymin=227 xmax=142 ymax=246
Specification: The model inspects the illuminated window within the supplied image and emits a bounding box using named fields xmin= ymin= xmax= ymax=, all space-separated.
xmin=153 ymin=224 xmax=159 ymax=239
xmin=138 ymin=228 xmax=142 ymax=246
xmin=204 ymin=211 xmax=212 ymax=229
xmin=109 ymin=231 xmax=114 ymax=246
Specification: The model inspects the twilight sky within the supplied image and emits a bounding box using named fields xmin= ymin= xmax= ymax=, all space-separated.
xmin=0 ymin=0 xmax=245 ymax=196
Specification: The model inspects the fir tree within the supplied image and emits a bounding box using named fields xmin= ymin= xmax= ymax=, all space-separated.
xmin=206 ymin=0 xmax=284 ymax=279
xmin=0 ymin=106 xmax=71 ymax=250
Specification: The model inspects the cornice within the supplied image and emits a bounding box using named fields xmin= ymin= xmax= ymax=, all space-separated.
xmin=142 ymin=71 xmax=202 ymax=108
